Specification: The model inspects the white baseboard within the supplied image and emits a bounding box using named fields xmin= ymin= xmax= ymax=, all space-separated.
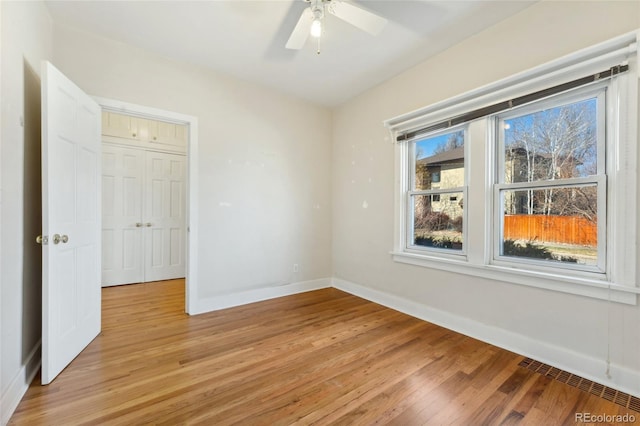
xmin=1 ymin=341 xmax=41 ymax=426
xmin=4 ymin=277 xmax=637 ymax=426
xmin=192 ymin=278 xmax=332 ymax=314
xmin=332 ymin=278 xmax=640 ymax=399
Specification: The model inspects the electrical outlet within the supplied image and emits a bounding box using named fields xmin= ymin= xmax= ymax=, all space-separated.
xmin=293 ymin=264 xmax=299 ymax=273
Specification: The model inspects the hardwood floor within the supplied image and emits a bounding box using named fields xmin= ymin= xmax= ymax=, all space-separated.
xmin=9 ymin=279 xmax=636 ymax=425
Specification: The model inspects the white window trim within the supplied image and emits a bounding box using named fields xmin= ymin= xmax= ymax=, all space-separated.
xmin=385 ymin=30 xmax=639 ymax=305
xmin=492 ymin=176 xmax=606 ymax=274
xmin=405 ymin=125 xmax=468 ymax=257
xmin=492 ymin=85 xmax=608 ymax=275
xmin=406 ymin=187 xmax=468 ymax=255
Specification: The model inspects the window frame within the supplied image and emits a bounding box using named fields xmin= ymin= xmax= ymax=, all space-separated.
xmin=493 ymin=176 xmax=607 ymax=275
xmin=405 ymin=125 xmax=468 ymax=257
xmin=492 ymin=85 xmax=608 ymax=274
xmin=385 ymin=31 xmax=639 ymax=305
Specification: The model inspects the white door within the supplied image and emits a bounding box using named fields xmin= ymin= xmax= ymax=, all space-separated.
xmin=102 ymin=144 xmax=144 ymax=286
xmin=41 ymin=61 xmax=101 ymax=385
xmin=144 ymin=151 xmax=186 ymax=282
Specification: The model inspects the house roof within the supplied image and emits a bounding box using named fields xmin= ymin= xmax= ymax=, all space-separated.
xmin=418 ymin=146 xmax=464 ymax=166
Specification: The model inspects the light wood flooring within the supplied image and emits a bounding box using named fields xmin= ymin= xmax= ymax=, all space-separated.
xmin=9 ymin=279 xmax=637 ymax=425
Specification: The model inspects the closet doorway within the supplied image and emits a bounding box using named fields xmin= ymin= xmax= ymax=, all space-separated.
xmin=95 ymin=98 xmax=198 ymax=315
xmin=101 ymin=110 xmax=187 ymax=287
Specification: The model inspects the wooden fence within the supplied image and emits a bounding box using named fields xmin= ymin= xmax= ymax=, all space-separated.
xmin=503 ymin=215 xmax=597 ymax=246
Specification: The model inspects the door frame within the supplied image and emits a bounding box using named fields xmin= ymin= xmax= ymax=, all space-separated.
xmin=94 ymin=96 xmax=198 ymax=314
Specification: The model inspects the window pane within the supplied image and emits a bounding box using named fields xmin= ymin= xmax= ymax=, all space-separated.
xmin=501 ymin=186 xmax=597 ymax=266
xmin=412 ymin=192 xmax=463 ymax=250
xmin=503 ymin=97 xmax=598 ymax=183
xmin=414 ymin=130 xmax=464 ymax=190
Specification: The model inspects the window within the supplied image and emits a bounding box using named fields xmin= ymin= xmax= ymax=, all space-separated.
xmin=408 ymin=129 xmax=465 ymax=252
xmin=495 ymin=89 xmax=606 ymax=273
xmin=385 ymin=32 xmax=638 ymax=303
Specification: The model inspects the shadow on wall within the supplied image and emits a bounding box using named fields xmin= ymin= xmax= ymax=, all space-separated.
xmin=22 ymin=59 xmax=42 ymax=365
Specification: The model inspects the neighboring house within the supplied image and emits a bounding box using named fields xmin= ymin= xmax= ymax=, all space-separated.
xmin=415 ymin=144 xmax=589 ymax=220
xmin=503 ymin=146 xmax=586 ymax=215
xmin=416 ymin=146 xmax=464 ymax=218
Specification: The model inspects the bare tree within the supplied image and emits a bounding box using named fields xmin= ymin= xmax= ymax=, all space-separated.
xmin=433 ymin=131 xmax=464 ymax=155
xmin=505 ymin=99 xmax=597 ymax=219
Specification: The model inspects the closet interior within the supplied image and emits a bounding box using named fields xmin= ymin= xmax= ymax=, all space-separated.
xmin=101 ymin=111 xmax=187 ymax=286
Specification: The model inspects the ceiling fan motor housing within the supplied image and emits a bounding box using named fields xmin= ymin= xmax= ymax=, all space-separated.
xmin=310 ymin=0 xmax=327 ymax=19
xmin=286 ymin=0 xmax=387 ymax=50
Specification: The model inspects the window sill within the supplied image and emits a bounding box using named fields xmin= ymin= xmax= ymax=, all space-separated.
xmin=391 ymin=251 xmax=638 ymax=305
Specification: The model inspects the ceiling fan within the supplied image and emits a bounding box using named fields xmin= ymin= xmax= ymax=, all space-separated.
xmin=285 ymin=0 xmax=388 ymax=51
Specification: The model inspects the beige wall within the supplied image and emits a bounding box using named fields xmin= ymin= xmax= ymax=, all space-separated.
xmin=2 ymin=1 xmax=640 ymax=421
xmin=332 ymin=0 xmax=640 ymax=393
xmin=52 ymin=24 xmax=333 ymax=301
xmin=2 ymin=4 xmax=333 ymax=420
xmin=1 ymin=1 xmax=52 ymax=422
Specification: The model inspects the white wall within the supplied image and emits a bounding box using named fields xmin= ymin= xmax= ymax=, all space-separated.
xmin=3 ymin=1 xmax=640 ymax=423
xmin=0 ymin=1 xmax=52 ymax=423
xmin=332 ymin=1 xmax=640 ymax=396
xmin=52 ymin=24 xmax=333 ymax=309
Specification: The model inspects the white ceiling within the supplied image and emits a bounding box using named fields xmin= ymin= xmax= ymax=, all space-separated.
xmin=45 ymin=0 xmax=536 ymax=107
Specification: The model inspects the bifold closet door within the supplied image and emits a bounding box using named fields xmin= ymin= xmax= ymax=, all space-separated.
xmin=102 ymin=145 xmax=144 ymax=286
xmin=144 ymin=151 xmax=186 ymax=282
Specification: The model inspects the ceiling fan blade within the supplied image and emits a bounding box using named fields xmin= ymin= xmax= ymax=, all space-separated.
xmin=329 ymin=1 xmax=387 ymax=35
xmin=286 ymin=8 xmax=313 ymax=50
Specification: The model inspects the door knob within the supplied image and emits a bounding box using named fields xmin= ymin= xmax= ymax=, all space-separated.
xmin=52 ymin=234 xmax=69 ymax=244
xmin=135 ymin=222 xmax=143 ymax=227
xmin=36 ymin=235 xmax=48 ymax=245
xmin=145 ymin=223 xmax=152 ymax=227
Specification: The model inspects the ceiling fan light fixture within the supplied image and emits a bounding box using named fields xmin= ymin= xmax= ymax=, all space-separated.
xmin=285 ymin=0 xmax=387 ymax=51
xmin=310 ymin=18 xmax=322 ymax=38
